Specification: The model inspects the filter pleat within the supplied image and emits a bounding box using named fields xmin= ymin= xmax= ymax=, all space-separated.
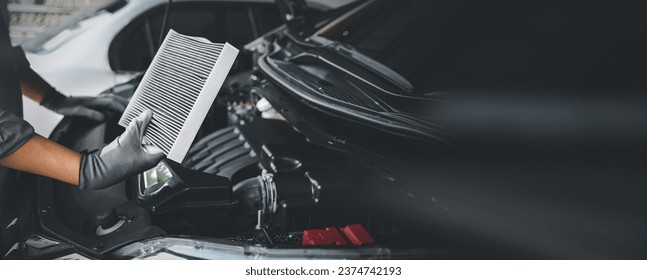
xmin=119 ymin=29 xmax=239 ymax=162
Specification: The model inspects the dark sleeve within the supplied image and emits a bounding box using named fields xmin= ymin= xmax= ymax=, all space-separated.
xmin=0 ymin=110 xmax=35 ymax=158
xmin=11 ymin=46 xmax=30 ymax=75
xmin=1 ymin=4 xmax=30 ymax=75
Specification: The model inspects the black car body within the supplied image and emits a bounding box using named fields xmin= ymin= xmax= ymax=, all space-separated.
xmin=7 ymin=0 xmax=647 ymax=259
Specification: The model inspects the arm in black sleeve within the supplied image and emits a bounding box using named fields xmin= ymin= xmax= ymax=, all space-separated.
xmin=10 ymin=46 xmax=30 ymax=75
xmin=0 ymin=110 xmax=35 ymax=158
xmin=1 ymin=4 xmax=30 ymax=77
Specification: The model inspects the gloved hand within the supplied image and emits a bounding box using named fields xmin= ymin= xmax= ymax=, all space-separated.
xmin=79 ymin=110 xmax=165 ymax=190
xmin=40 ymin=88 xmax=129 ymax=121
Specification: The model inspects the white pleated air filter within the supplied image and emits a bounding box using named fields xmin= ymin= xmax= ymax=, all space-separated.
xmin=119 ymin=29 xmax=239 ymax=163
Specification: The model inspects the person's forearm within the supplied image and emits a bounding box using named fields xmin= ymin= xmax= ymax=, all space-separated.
xmin=20 ymin=68 xmax=52 ymax=104
xmin=0 ymin=135 xmax=80 ymax=186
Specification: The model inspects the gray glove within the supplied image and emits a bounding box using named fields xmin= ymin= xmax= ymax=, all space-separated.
xmin=40 ymin=88 xmax=129 ymax=122
xmin=79 ymin=110 xmax=165 ymax=190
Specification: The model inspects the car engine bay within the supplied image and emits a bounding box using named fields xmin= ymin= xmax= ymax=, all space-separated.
xmin=21 ymin=0 xmax=647 ymax=260
xmin=32 ymin=46 xmax=455 ymax=259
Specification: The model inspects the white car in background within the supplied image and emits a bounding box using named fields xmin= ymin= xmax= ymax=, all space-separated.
xmin=22 ymin=0 xmax=350 ymax=136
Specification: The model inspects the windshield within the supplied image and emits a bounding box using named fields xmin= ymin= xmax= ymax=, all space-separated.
xmin=22 ymin=0 xmax=127 ymax=53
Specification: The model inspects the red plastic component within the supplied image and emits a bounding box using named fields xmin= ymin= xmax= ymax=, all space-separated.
xmin=302 ymin=227 xmax=348 ymax=246
xmin=302 ymin=224 xmax=375 ymax=246
xmin=341 ymin=224 xmax=375 ymax=245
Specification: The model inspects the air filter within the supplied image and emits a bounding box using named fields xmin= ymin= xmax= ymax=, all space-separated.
xmin=119 ymin=29 xmax=239 ymax=163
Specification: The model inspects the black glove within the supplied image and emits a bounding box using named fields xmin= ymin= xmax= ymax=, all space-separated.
xmin=40 ymin=88 xmax=129 ymax=121
xmin=79 ymin=110 xmax=165 ymax=190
